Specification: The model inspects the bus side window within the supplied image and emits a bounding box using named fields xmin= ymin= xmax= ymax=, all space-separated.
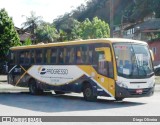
xmin=10 ymin=51 xmax=16 ymax=64
xmin=58 ymin=48 xmax=64 ymax=64
xmin=44 ymin=48 xmax=51 ymax=64
xmin=24 ymin=51 xmax=30 ymax=64
xmin=65 ymin=47 xmax=70 ymax=64
xmin=97 ymin=51 xmax=108 ymax=76
xmin=69 ymin=48 xmax=75 ymax=64
xmin=88 ymin=45 xmax=93 ymax=64
xmin=43 ymin=49 xmax=46 ymax=64
xmin=51 ymin=48 xmax=57 ymax=64
xmin=36 ymin=50 xmax=43 ymax=64
xmin=30 ymin=50 xmax=35 ymax=64
xmin=76 ymin=47 xmax=83 ymax=64
xmin=20 ymin=51 xmax=25 ymax=64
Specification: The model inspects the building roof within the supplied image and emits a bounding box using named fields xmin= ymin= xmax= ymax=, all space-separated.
xmin=124 ymin=18 xmax=160 ymax=32
xmin=136 ymin=18 xmax=160 ymax=31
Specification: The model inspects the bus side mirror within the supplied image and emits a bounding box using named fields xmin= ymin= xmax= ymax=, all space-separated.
xmin=95 ymin=47 xmax=111 ymax=62
xmin=150 ymin=49 xmax=154 ymax=61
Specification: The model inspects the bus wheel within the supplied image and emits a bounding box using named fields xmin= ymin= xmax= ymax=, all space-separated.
xmin=83 ymin=84 xmax=97 ymax=101
xmin=29 ymin=80 xmax=43 ymax=95
xmin=54 ymin=91 xmax=65 ymax=95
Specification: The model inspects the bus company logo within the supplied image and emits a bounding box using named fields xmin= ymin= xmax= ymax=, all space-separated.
xmin=38 ymin=66 xmax=68 ymax=75
xmin=38 ymin=67 xmax=47 ymax=75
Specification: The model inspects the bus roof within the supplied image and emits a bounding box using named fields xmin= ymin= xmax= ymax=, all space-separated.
xmin=10 ymin=38 xmax=147 ymax=50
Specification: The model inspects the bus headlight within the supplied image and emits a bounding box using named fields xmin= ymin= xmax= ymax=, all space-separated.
xmin=116 ymin=81 xmax=128 ymax=89
xmin=148 ymin=80 xmax=155 ymax=88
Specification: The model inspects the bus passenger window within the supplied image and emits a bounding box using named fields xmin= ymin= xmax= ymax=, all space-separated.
xmin=51 ymin=49 xmax=57 ymax=64
xmin=69 ymin=48 xmax=75 ymax=64
xmin=36 ymin=50 xmax=43 ymax=64
xmin=59 ymin=48 xmax=64 ymax=64
xmin=10 ymin=52 xmax=16 ymax=64
xmin=44 ymin=49 xmax=51 ymax=64
xmin=30 ymin=50 xmax=35 ymax=64
xmin=65 ymin=48 xmax=70 ymax=64
xmin=20 ymin=51 xmax=25 ymax=64
xmin=98 ymin=52 xmax=108 ymax=76
xmin=88 ymin=46 xmax=93 ymax=64
xmin=76 ymin=47 xmax=83 ymax=64
xmin=24 ymin=51 xmax=30 ymax=64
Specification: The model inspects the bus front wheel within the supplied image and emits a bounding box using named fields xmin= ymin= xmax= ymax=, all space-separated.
xmin=83 ymin=83 xmax=97 ymax=101
xmin=29 ymin=80 xmax=43 ymax=95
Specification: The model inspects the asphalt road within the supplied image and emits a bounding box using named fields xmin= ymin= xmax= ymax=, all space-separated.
xmin=0 ymin=75 xmax=160 ymax=124
xmin=0 ymin=88 xmax=160 ymax=116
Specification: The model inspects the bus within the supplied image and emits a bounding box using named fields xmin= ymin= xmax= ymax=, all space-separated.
xmin=7 ymin=38 xmax=155 ymax=101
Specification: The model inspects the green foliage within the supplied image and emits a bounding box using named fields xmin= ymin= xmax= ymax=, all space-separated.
xmin=23 ymin=38 xmax=32 ymax=45
xmin=0 ymin=8 xmax=21 ymax=60
xmin=35 ymin=22 xmax=59 ymax=43
xmin=71 ymin=17 xmax=110 ymax=40
xmin=22 ymin=11 xmax=42 ymax=43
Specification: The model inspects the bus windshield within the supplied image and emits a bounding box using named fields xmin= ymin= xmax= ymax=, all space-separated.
xmin=113 ymin=43 xmax=154 ymax=78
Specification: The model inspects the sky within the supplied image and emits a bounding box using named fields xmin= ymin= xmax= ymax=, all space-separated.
xmin=0 ymin=0 xmax=86 ymax=28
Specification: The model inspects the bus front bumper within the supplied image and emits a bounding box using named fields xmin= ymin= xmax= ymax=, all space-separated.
xmin=115 ymin=85 xmax=155 ymax=98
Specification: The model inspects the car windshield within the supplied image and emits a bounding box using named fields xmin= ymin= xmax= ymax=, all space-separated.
xmin=113 ymin=43 xmax=154 ymax=78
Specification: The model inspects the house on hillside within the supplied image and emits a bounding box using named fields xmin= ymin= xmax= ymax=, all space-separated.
xmin=123 ymin=18 xmax=160 ymax=41
xmin=15 ymin=27 xmax=34 ymax=43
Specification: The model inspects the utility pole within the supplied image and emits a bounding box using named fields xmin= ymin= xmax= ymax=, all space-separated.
xmin=110 ymin=0 xmax=113 ymax=38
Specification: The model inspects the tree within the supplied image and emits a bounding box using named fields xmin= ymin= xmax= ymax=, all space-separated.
xmin=22 ymin=11 xmax=42 ymax=43
xmin=0 ymin=8 xmax=21 ymax=61
xmin=23 ymin=38 xmax=32 ymax=45
xmin=35 ymin=22 xmax=59 ymax=43
xmin=72 ymin=17 xmax=110 ymax=40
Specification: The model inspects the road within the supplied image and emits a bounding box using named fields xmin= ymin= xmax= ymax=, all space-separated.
xmin=0 ymin=88 xmax=160 ymax=116
xmin=0 ymin=77 xmax=160 ymax=124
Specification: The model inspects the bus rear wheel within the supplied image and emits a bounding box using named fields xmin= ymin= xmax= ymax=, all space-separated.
xmin=83 ymin=84 xmax=97 ymax=101
xmin=29 ymin=80 xmax=43 ymax=95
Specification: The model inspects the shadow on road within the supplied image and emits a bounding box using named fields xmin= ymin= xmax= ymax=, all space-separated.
xmin=0 ymin=92 xmax=146 ymax=113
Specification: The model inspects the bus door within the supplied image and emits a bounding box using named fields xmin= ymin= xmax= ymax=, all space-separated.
xmin=95 ymin=47 xmax=115 ymax=97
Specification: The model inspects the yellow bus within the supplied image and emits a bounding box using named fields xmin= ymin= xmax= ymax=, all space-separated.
xmin=7 ymin=38 xmax=155 ymax=101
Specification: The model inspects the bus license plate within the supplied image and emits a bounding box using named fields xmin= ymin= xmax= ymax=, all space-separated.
xmin=136 ymin=89 xmax=143 ymax=94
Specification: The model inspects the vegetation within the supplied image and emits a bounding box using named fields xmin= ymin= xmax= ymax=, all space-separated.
xmin=23 ymin=38 xmax=32 ymax=45
xmin=0 ymin=8 xmax=21 ymax=61
xmin=72 ymin=17 xmax=110 ymax=39
xmin=35 ymin=22 xmax=59 ymax=43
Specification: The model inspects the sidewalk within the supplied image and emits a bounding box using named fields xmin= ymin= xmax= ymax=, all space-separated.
xmin=0 ymin=75 xmax=7 ymax=82
xmin=0 ymin=75 xmax=28 ymax=92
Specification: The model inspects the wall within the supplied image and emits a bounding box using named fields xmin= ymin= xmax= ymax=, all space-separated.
xmin=148 ymin=41 xmax=160 ymax=66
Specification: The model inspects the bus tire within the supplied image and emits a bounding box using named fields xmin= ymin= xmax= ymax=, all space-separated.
xmin=83 ymin=83 xmax=97 ymax=101
xmin=54 ymin=91 xmax=65 ymax=95
xmin=29 ymin=79 xmax=43 ymax=95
